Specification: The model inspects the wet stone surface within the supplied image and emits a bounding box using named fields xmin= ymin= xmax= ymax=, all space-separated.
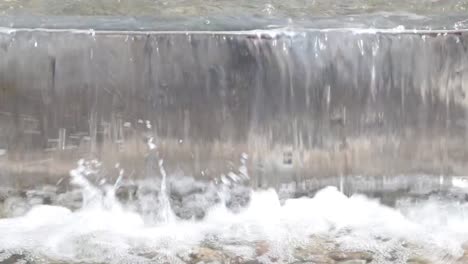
xmin=0 ymin=234 xmax=465 ymax=264
xmin=181 ymin=241 xmax=384 ymax=264
xmin=328 ymin=251 xmax=373 ymax=263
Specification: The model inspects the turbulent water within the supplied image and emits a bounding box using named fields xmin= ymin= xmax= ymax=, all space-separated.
xmin=2 ymin=26 xmax=468 ymax=264
xmin=1 ymin=1 xmax=468 ymax=263
xmin=1 ymin=155 xmax=468 ymax=264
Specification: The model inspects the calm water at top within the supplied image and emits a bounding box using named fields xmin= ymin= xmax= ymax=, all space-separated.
xmin=0 ymin=0 xmax=468 ymax=30
xmin=0 ymin=0 xmax=467 ymax=17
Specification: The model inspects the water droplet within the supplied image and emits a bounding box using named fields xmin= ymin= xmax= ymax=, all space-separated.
xmin=148 ymin=137 xmax=156 ymax=150
xmin=262 ymin=3 xmax=275 ymax=15
xmin=394 ymin=25 xmax=405 ymax=32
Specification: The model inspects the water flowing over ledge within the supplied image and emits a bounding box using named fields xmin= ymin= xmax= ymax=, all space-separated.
xmin=1 ymin=28 xmax=468 ymax=188
xmin=1 ymin=3 xmax=468 ymax=262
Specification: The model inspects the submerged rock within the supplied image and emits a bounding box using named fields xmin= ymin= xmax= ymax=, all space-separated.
xmin=172 ymin=191 xmax=219 ymax=219
xmin=2 ymin=196 xmax=29 ymax=217
xmin=328 ymin=251 xmax=373 ymax=263
xmin=53 ymin=189 xmax=82 ymax=210
xmin=227 ymin=256 xmax=262 ymax=264
xmin=458 ymin=248 xmax=468 ymax=264
xmin=406 ymin=256 xmax=431 ymax=264
xmin=336 ymin=260 xmax=367 ymax=264
xmin=294 ymin=254 xmax=335 ymax=263
xmin=294 ymin=236 xmax=338 ymax=262
xmin=254 ymin=241 xmax=270 ymax=257
xmin=0 ymin=251 xmax=33 ymax=264
xmin=189 ymin=247 xmax=227 ymax=264
xmin=294 ymin=247 xmax=335 ymax=263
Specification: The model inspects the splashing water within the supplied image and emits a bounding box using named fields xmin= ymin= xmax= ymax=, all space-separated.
xmin=0 ymin=161 xmax=468 ymax=264
xmin=1 ymin=128 xmax=467 ymax=263
xmin=157 ymin=159 xmax=175 ymax=224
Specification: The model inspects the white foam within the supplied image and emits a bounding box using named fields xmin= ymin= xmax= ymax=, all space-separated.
xmin=0 ymin=179 xmax=467 ymax=263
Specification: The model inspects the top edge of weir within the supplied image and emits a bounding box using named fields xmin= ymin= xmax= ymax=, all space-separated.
xmin=1 ymin=27 xmax=468 ymax=36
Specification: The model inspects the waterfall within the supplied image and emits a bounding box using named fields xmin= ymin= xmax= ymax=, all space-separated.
xmin=0 ymin=29 xmax=468 ymax=189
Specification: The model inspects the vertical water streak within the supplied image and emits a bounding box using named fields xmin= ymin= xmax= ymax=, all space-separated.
xmin=157 ymin=158 xmax=175 ymax=223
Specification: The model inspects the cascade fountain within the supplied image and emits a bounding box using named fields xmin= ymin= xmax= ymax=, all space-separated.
xmin=0 ymin=1 xmax=468 ymax=263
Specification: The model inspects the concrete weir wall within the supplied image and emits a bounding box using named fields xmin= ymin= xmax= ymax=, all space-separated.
xmin=1 ymin=29 xmax=468 ymax=188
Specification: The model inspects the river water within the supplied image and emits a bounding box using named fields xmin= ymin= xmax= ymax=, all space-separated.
xmin=0 ymin=0 xmax=468 ymax=30
xmin=1 ymin=1 xmax=468 ymax=264
xmin=1 ymin=157 xmax=468 ymax=263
